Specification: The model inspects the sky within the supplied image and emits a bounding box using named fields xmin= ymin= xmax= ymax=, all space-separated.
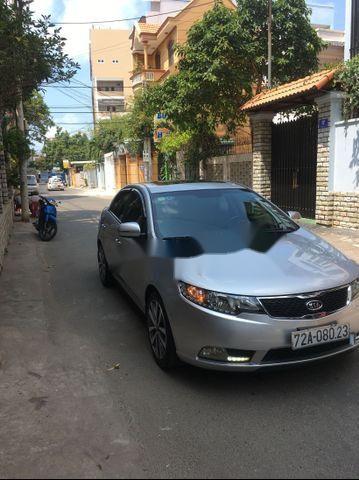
xmin=30 ymin=0 xmax=347 ymax=149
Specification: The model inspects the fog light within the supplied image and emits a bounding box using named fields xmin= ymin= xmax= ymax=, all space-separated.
xmin=199 ymin=347 xmax=253 ymax=363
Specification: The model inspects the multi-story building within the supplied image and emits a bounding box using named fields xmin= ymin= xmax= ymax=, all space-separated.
xmin=129 ymin=0 xmax=236 ymax=92
xmin=89 ymin=28 xmax=133 ymax=123
xmin=314 ymin=25 xmax=345 ymax=66
xmin=147 ymin=0 xmax=191 ymax=24
xmin=345 ymin=0 xmax=359 ymax=59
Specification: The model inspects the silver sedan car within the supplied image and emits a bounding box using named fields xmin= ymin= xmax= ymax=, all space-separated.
xmin=97 ymin=183 xmax=359 ymax=371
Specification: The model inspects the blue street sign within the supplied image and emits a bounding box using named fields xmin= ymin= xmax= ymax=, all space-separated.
xmin=319 ymin=119 xmax=330 ymax=129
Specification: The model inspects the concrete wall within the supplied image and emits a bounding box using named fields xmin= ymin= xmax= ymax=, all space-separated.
xmin=334 ymin=118 xmax=359 ymax=193
xmin=104 ymin=153 xmax=116 ymax=191
xmin=0 ymin=202 xmax=13 ymax=273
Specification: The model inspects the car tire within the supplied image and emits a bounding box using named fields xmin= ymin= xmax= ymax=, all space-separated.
xmin=98 ymin=244 xmax=114 ymax=288
xmin=146 ymin=291 xmax=178 ymax=369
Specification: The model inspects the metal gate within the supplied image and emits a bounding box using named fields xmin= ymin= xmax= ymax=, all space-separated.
xmin=272 ymin=114 xmax=318 ymax=219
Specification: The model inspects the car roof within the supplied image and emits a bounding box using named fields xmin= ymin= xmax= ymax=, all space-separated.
xmin=135 ymin=182 xmax=248 ymax=195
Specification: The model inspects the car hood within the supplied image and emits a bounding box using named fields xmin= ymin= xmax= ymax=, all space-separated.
xmin=174 ymin=228 xmax=358 ymax=296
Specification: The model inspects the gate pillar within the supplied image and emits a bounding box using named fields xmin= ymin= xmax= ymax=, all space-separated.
xmin=249 ymin=112 xmax=275 ymax=199
xmin=315 ymin=92 xmax=344 ymax=226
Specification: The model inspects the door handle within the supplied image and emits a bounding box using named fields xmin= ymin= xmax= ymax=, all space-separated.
xmin=115 ymin=238 xmax=122 ymax=245
xmin=101 ymin=223 xmax=107 ymax=229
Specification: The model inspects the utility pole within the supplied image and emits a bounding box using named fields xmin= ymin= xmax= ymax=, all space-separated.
xmin=13 ymin=0 xmax=30 ymax=222
xmin=268 ymin=0 xmax=273 ymax=89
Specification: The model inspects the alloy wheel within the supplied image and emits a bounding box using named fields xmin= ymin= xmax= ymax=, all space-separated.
xmin=148 ymin=299 xmax=168 ymax=360
xmin=98 ymin=247 xmax=107 ymax=282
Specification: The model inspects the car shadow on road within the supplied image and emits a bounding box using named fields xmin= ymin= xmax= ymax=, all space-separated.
xmin=165 ymin=350 xmax=359 ymax=397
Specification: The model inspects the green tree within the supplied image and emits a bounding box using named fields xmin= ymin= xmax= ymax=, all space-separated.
xmin=2 ymin=91 xmax=54 ymax=184
xmin=91 ymin=118 xmax=127 ymax=158
xmin=335 ymin=55 xmax=359 ymax=120
xmin=235 ymin=0 xmax=324 ymax=90
xmin=0 ymin=0 xmax=78 ymax=221
xmin=149 ymin=0 xmax=324 ymax=178
xmin=0 ymin=0 xmax=77 ymax=110
xmin=24 ymin=91 xmax=54 ymax=145
xmin=43 ymin=129 xmax=93 ymax=170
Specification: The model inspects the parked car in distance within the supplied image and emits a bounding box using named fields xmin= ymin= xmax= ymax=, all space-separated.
xmin=97 ymin=182 xmax=359 ymax=371
xmin=47 ymin=176 xmax=65 ymax=191
xmin=27 ymin=175 xmax=40 ymax=195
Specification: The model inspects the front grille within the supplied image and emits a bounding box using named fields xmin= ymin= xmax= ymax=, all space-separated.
xmin=260 ymin=286 xmax=349 ymax=318
xmin=262 ymin=339 xmax=351 ymax=364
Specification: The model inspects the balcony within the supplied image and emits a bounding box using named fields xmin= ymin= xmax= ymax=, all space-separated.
xmin=131 ymin=69 xmax=168 ymax=88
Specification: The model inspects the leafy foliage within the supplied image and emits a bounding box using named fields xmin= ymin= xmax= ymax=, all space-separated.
xmin=91 ymin=118 xmax=127 ymax=158
xmin=24 ymin=91 xmax=54 ymax=144
xmin=141 ymin=0 xmax=324 ymax=178
xmin=335 ymin=55 xmax=359 ymax=120
xmin=0 ymin=0 xmax=78 ymax=111
xmin=236 ymin=0 xmax=324 ymax=89
xmin=43 ymin=129 xmax=94 ymax=170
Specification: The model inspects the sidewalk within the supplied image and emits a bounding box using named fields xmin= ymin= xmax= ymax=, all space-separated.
xmin=0 ymin=218 xmax=144 ymax=478
xmin=72 ymin=187 xmax=114 ymax=199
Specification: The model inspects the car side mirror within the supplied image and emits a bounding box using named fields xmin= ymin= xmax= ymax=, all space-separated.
xmin=118 ymin=222 xmax=142 ymax=238
xmin=288 ymin=211 xmax=302 ymax=221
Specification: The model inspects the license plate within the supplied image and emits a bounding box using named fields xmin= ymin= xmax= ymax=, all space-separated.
xmin=291 ymin=324 xmax=350 ymax=351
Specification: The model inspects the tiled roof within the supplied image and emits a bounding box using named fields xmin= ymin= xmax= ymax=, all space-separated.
xmin=242 ymin=69 xmax=337 ymax=112
xmin=137 ymin=23 xmax=159 ymax=35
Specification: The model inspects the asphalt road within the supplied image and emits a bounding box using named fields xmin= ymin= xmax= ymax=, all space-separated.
xmin=0 ymin=189 xmax=359 ymax=479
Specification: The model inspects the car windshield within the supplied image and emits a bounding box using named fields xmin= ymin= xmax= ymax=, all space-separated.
xmin=27 ymin=176 xmax=37 ymax=186
xmin=152 ymin=188 xmax=300 ymax=254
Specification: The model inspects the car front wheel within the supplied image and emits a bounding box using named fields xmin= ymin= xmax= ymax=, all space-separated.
xmin=146 ymin=291 xmax=178 ymax=369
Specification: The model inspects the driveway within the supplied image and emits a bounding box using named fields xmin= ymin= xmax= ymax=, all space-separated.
xmin=0 ymin=189 xmax=358 ymax=479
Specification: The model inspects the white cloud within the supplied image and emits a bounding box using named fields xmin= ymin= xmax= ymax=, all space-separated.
xmin=31 ymin=0 xmax=54 ymax=17
xmin=59 ymin=0 xmax=143 ymax=60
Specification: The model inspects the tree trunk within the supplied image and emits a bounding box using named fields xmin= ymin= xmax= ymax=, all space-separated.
xmin=16 ymin=99 xmax=30 ymax=223
xmin=13 ymin=0 xmax=30 ymax=222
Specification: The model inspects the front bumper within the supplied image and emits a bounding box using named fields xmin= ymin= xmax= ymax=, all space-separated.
xmin=165 ymin=293 xmax=359 ymax=372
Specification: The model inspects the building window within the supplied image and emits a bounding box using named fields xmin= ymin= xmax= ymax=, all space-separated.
xmin=168 ymin=40 xmax=175 ymax=66
xmin=97 ymin=59 xmax=105 ymax=63
xmin=151 ymin=1 xmax=161 ymax=12
xmin=97 ymin=81 xmax=124 ymax=93
xmin=112 ymin=60 xmax=119 ymax=64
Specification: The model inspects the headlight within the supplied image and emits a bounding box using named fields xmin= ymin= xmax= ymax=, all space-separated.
xmin=179 ymin=282 xmax=263 ymax=315
xmin=350 ymin=278 xmax=359 ymax=301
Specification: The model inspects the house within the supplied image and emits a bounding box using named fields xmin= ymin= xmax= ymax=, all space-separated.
xmin=241 ymin=69 xmax=359 ymax=229
xmin=89 ymin=28 xmax=133 ymax=123
xmin=314 ymin=25 xmax=345 ymax=66
xmin=129 ymin=0 xmax=236 ymax=92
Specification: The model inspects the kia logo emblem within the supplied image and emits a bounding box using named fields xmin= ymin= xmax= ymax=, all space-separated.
xmin=306 ymin=300 xmax=324 ymax=312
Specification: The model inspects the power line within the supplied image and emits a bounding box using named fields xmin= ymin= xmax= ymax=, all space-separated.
xmin=45 ymin=85 xmax=133 ymax=89
xmin=52 ymin=1 xmax=216 ymax=25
